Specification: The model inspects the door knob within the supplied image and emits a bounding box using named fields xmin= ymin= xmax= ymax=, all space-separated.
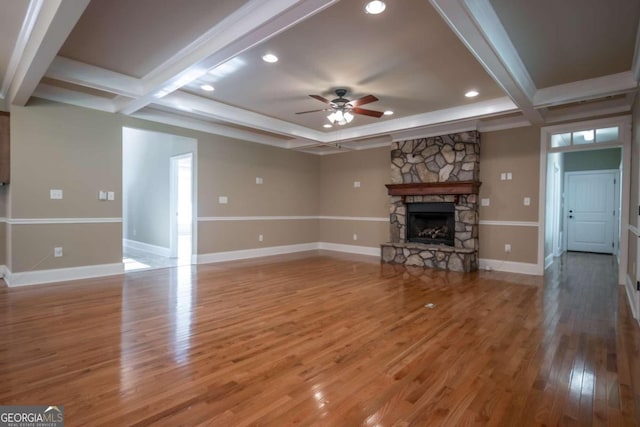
xmin=569 ymin=215 xmax=573 ymax=219
xmin=569 ymin=209 xmax=573 ymax=213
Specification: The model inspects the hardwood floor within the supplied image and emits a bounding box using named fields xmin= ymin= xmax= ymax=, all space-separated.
xmin=0 ymin=251 xmax=638 ymax=426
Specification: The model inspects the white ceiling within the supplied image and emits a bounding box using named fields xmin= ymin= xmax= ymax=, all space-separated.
xmin=0 ymin=0 xmax=639 ymax=155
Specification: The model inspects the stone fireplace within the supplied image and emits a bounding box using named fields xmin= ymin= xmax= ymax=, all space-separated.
xmin=381 ymin=131 xmax=480 ymax=272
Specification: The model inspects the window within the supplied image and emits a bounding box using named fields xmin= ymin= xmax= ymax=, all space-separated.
xmin=549 ymin=126 xmax=619 ymax=149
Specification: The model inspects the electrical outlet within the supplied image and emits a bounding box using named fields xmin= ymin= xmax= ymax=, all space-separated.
xmin=256 ymin=177 xmax=263 ymax=184
xmin=54 ymin=247 xmax=63 ymax=257
xmin=354 ymin=181 xmax=361 ymax=188
xmin=258 ymin=234 xmax=263 ymax=242
xmin=353 ymin=233 xmax=358 ymax=241
xmin=481 ymin=198 xmax=490 ymax=206
xmin=500 ymin=172 xmax=506 ymax=181
xmin=504 ymin=244 xmax=511 ymax=253
xmin=50 ymin=189 xmax=63 ymax=200
xmin=524 ymin=197 xmax=531 ymax=206
xmin=98 ymin=191 xmax=107 ymax=200
xmin=218 ymin=196 xmax=228 ymax=204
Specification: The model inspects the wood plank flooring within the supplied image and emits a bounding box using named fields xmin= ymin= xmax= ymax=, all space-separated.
xmin=0 ymin=251 xmax=638 ymax=426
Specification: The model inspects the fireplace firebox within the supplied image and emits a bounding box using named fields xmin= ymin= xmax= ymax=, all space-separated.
xmin=406 ymin=202 xmax=455 ymax=246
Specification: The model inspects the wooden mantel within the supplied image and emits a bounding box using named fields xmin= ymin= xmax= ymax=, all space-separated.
xmin=385 ymin=181 xmax=481 ymax=198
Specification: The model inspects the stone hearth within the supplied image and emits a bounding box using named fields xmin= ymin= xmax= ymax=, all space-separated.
xmin=381 ymin=131 xmax=480 ymax=272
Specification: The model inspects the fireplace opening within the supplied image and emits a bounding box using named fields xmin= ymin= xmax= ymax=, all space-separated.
xmin=407 ymin=202 xmax=455 ymax=246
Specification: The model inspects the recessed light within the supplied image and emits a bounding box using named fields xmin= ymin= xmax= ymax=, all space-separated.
xmin=365 ymin=1 xmax=386 ymax=14
xmin=383 ymin=110 xmax=394 ymax=115
xmin=465 ymin=90 xmax=479 ymax=98
xmin=200 ymin=84 xmax=214 ymax=92
xmin=262 ymin=53 xmax=278 ymax=63
xmin=323 ymin=124 xmax=332 ymax=128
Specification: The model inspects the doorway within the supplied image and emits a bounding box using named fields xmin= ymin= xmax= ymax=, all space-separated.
xmin=170 ymin=153 xmax=193 ymax=263
xmin=565 ymin=170 xmax=618 ymax=254
xmin=122 ymin=127 xmax=197 ymax=272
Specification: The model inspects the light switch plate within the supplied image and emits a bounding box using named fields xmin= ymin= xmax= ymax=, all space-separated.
xmin=50 ymin=189 xmax=63 ymax=200
xmin=256 ymin=177 xmax=263 ymax=184
xmin=54 ymin=247 xmax=63 ymax=257
xmin=507 ymin=172 xmax=513 ymax=180
xmin=107 ymin=191 xmax=115 ymax=201
xmin=481 ymin=198 xmax=490 ymax=206
xmin=500 ymin=173 xmax=506 ymax=181
xmin=218 ymin=196 xmax=228 ymax=204
xmin=98 ymin=191 xmax=107 ymax=200
xmin=524 ymin=197 xmax=531 ymax=206
xmin=354 ymin=181 xmax=361 ymax=188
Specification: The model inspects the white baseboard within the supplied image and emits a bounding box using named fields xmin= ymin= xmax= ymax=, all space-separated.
xmin=624 ymin=274 xmax=639 ymax=323
xmin=545 ymin=254 xmax=554 ymax=270
xmin=317 ymin=242 xmax=380 ymax=257
xmin=4 ymin=263 xmax=124 ymax=287
xmin=479 ymin=258 xmax=542 ymax=276
xmin=123 ymin=238 xmax=171 ymax=257
xmin=196 ymin=243 xmax=319 ymax=264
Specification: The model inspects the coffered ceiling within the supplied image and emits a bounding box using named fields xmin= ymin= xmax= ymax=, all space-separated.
xmin=0 ymin=0 xmax=639 ymax=154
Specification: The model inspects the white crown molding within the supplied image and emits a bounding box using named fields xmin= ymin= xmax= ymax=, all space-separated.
xmin=479 ymin=258 xmax=542 ymax=275
xmin=4 ymin=262 xmax=124 ymax=287
xmin=118 ymin=0 xmax=338 ymax=115
xmin=477 ymin=115 xmax=531 ymax=132
xmin=7 ymin=0 xmax=90 ymax=106
xmin=429 ymin=0 xmax=543 ymax=125
xmin=1 ymin=0 xmax=44 ymax=99
xmin=479 ymin=220 xmax=539 ymax=227
xmin=544 ymin=95 xmax=633 ymax=125
xmin=534 ymin=72 xmax=638 ymax=108
xmin=7 ymin=217 xmax=122 ymax=225
xmin=46 ymin=56 xmax=143 ymax=97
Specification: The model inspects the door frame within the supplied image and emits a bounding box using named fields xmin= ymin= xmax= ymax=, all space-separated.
xmin=539 ymin=115 xmax=631 ymax=283
xmin=169 ymin=152 xmax=194 ymax=259
xmin=562 ymin=169 xmax=619 ymax=254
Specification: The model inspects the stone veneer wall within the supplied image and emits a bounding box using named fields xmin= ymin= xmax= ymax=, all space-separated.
xmin=383 ymin=131 xmax=480 ymax=272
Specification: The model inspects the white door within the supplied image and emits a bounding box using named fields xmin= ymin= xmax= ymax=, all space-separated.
xmin=565 ymin=171 xmax=616 ymax=254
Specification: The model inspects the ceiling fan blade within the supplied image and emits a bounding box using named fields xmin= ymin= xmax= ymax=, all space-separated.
xmin=352 ymin=107 xmax=384 ymax=118
xmin=347 ymin=94 xmax=378 ymax=107
xmin=295 ymin=108 xmax=330 ymax=115
xmin=309 ymin=94 xmax=334 ymax=105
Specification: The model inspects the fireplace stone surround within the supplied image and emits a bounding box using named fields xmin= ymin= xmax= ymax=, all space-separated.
xmin=381 ymin=132 xmax=480 ymax=272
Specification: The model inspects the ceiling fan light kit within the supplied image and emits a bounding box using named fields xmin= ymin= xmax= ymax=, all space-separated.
xmin=297 ymin=88 xmax=384 ymax=126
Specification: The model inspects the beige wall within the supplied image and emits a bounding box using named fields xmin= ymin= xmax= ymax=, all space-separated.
xmin=198 ymin=136 xmax=319 ymax=217
xmin=479 ymin=126 xmax=540 ymax=263
xmin=198 ymin=219 xmax=318 ymax=253
xmin=318 ymin=147 xmax=390 ymax=247
xmin=9 ymin=100 xmax=122 ymax=272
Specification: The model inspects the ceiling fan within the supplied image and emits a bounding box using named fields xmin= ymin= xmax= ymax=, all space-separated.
xmin=296 ymin=88 xmax=384 ymax=125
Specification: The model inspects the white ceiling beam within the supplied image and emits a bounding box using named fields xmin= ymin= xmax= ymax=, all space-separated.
xmin=0 ymin=0 xmax=43 ymax=99
xmin=534 ymin=72 xmax=637 ymax=108
xmin=7 ymin=0 xmax=90 ymax=106
xmin=130 ymin=109 xmax=294 ymax=148
xmin=46 ymin=57 xmax=144 ymax=98
xmin=323 ymin=97 xmax=517 ymax=143
xmin=118 ymin=0 xmax=338 ymax=115
xmin=429 ymin=0 xmax=544 ymax=125
xmin=157 ymin=91 xmax=326 ymax=141
xmin=33 ymin=84 xmax=117 ymax=113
